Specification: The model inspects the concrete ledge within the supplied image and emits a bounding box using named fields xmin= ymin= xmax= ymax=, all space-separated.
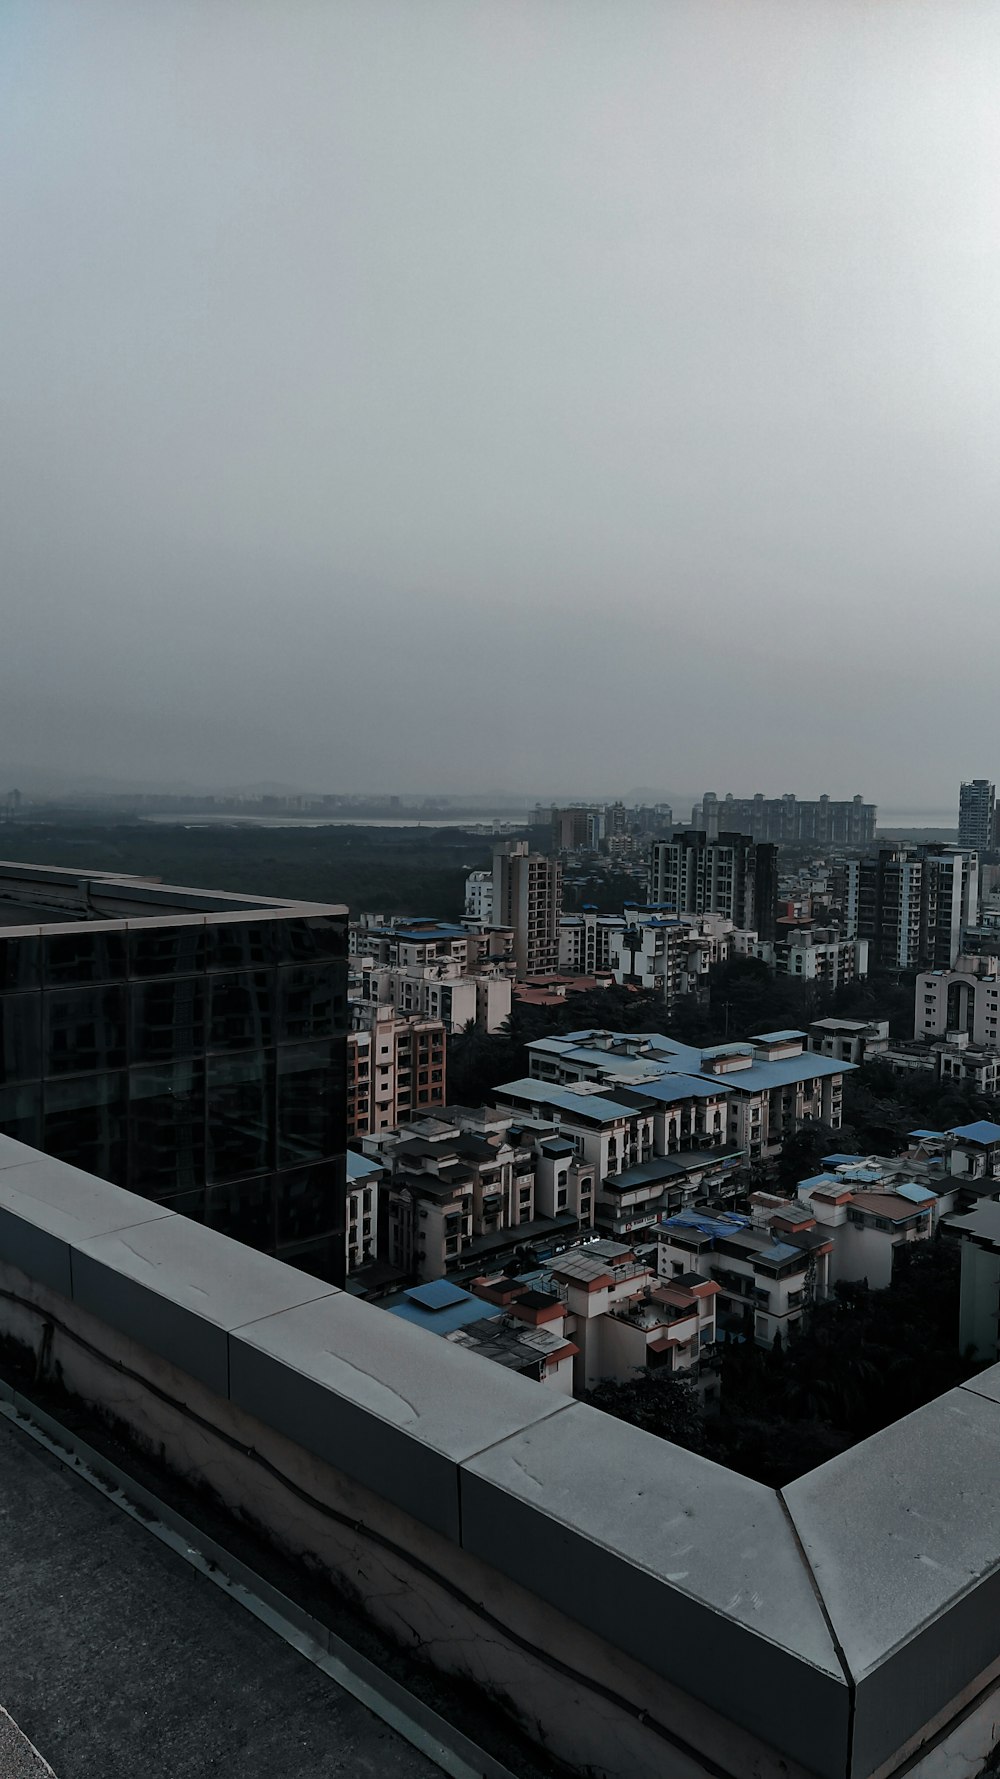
xmin=230 ymin=1291 xmax=573 ymax=1540
xmin=783 ymin=1385 xmax=1000 ymax=1776
xmin=460 ymin=1402 xmax=851 ymax=1779
xmin=1 ymin=1132 xmax=1000 ymax=1779
xmin=72 ymin=1219 xmax=340 ymax=1396
xmin=0 ymin=1153 xmax=173 ymax=1297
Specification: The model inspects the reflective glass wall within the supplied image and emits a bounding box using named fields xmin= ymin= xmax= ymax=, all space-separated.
xmin=0 ymin=912 xmax=348 ymax=1283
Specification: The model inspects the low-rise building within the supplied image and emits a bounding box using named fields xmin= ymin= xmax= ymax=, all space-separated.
xmin=807 ymin=1017 xmax=890 ymax=1066
xmin=361 ymin=1108 xmax=593 ymax=1281
xmin=381 ymin=1276 xmax=578 ymax=1391
xmin=523 ymin=1027 xmax=851 ymax=1164
xmin=654 ymin=1208 xmax=832 ymax=1347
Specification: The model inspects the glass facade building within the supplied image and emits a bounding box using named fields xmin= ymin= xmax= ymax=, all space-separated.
xmin=0 ymin=864 xmax=348 ymax=1283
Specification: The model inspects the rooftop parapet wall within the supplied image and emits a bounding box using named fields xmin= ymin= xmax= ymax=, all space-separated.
xmin=0 ymin=1132 xmax=998 ymax=1779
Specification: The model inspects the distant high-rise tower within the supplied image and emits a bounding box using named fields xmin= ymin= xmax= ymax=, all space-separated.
xmin=492 ymin=841 xmax=562 ymax=978
xmin=958 ymin=780 xmax=995 ymax=854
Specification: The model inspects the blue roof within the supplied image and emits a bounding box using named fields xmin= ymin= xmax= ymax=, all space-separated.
xmin=909 ymin=1129 xmax=946 ymax=1140
xmin=800 ymin=1172 xmax=839 ymax=1190
xmin=822 ymin=1153 xmax=870 ymax=1166
xmin=346 ymin=1150 xmax=381 ymax=1183
xmin=384 ymin=1281 xmax=491 ymax=1336
xmin=752 ymin=1030 xmax=809 ymax=1043
xmin=395 ymin=922 xmax=469 ymax=941
xmin=949 ymin=1121 xmax=1000 ymax=1145
xmin=405 ymin=1279 xmax=469 ymax=1309
xmin=497 ymin=1079 xmax=649 ymax=1124
xmin=624 ymin=1072 xmax=726 ymax=1103
xmin=895 ymin=1183 xmax=938 ymax=1204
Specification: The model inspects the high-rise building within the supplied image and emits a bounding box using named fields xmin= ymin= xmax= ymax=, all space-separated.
xmin=850 ymin=845 xmax=979 ymax=970
xmin=492 ymin=841 xmax=562 ymax=978
xmin=959 ymin=780 xmax=996 ymax=853
xmin=648 ymin=831 xmax=778 ymax=939
xmin=691 ymin=792 xmax=876 ymax=847
xmin=0 ymin=860 xmax=348 ymax=1281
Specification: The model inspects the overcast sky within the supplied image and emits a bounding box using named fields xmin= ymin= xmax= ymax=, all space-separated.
xmin=2 ymin=2 xmax=999 ymax=807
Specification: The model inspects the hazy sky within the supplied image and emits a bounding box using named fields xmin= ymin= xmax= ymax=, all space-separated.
xmin=2 ymin=2 xmax=999 ymax=805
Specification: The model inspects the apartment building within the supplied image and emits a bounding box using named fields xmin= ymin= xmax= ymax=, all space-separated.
xmin=557 ymin=908 xmax=624 ymax=974
xmin=794 ymin=1159 xmax=955 ymax=1288
xmin=691 ymin=791 xmax=876 ymax=847
xmin=525 ymin=1027 xmax=850 ymax=1165
xmin=655 ymin=1206 xmax=832 ymax=1347
xmin=345 ymin=1149 xmax=381 ymax=1273
xmin=361 ymin=1107 xmax=594 ymax=1280
xmin=648 ymin=830 xmax=778 ymax=939
xmin=545 ymin=1241 xmax=718 ymax=1392
xmin=349 ymin=915 xmax=513 ymax=1034
xmin=737 ymin=925 xmax=868 ymax=987
xmin=346 ymin=1010 xmax=446 ymax=1138
xmin=492 ymin=841 xmax=562 ymax=977
xmin=849 ymin=846 xmax=979 ymax=969
xmin=462 ymin=869 xmax=494 ymax=925
xmin=808 ymin=1017 xmax=889 ymax=1066
xmin=958 ymin=779 xmax=996 ymax=854
xmin=915 ymin=955 xmax=1000 ymax=1045
xmin=493 ymin=1069 xmax=742 ymax=1239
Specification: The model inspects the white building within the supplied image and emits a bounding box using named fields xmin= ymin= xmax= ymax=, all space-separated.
xmin=738 ymin=927 xmax=868 ymax=988
xmin=654 ymin=1207 xmax=832 ymax=1348
xmin=945 ymin=1199 xmax=1000 ymax=1364
xmin=915 ymin=955 xmax=1000 ymax=1046
xmin=807 ymin=1018 xmax=889 ymax=1066
xmin=463 ymin=870 xmax=494 ymax=925
xmin=350 ymin=916 xmax=513 ymax=1034
xmin=795 ymin=1158 xmax=957 ymax=1288
xmin=346 ymin=1150 xmax=382 ymax=1274
xmin=522 ymin=1027 xmax=851 ymax=1165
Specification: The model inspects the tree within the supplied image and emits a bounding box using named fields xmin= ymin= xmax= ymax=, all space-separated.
xmin=584 ymin=1371 xmax=705 ymax=1453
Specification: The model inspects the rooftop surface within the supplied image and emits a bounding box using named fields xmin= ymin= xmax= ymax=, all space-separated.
xmin=0 ymin=1416 xmax=438 ymax=1779
xmin=0 ymin=859 xmax=345 ymax=932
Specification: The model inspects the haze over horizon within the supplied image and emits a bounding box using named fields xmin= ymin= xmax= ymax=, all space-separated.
xmin=3 ymin=2 xmax=999 ymax=803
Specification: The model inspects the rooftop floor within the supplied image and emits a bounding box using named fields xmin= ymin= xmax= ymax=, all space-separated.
xmin=0 ymin=1415 xmax=438 ymax=1779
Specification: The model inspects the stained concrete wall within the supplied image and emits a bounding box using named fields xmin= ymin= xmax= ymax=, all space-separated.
xmin=1 ymin=1134 xmax=999 ymax=1779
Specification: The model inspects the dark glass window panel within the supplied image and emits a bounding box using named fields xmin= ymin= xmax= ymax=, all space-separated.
xmin=276 ymin=964 xmax=340 ymax=1041
xmin=275 ymin=1160 xmax=343 ymax=1245
xmin=43 ymin=1071 xmax=126 ymax=1184
xmin=208 ymin=971 xmax=273 ymax=1051
xmin=0 ymin=937 xmax=40 ymax=991
xmin=44 ymin=931 xmax=127 ymax=986
xmin=276 ymin=1040 xmax=340 ymax=1167
xmin=0 ymin=1081 xmax=41 ymax=1148
xmin=275 ymin=917 xmax=346 ymax=963
xmin=129 ymin=924 xmax=206 ymax=978
xmin=206 ymin=1050 xmax=272 ymax=1181
xmin=129 ymin=977 xmax=205 ymax=1063
xmin=151 ymin=1183 xmax=207 ymax=1223
xmin=129 ymin=1060 xmax=206 ymax=1193
xmin=0 ymin=993 xmax=41 ymax=1084
xmin=205 ymin=920 xmax=275 ymax=972
xmin=44 ymin=986 xmax=127 ymax=1075
xmin=204 ymin=1174 xmax=275 ymax=1253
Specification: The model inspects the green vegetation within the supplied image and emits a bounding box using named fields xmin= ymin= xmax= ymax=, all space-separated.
xmin=0 ymin=819 xmax=492 ymax=921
